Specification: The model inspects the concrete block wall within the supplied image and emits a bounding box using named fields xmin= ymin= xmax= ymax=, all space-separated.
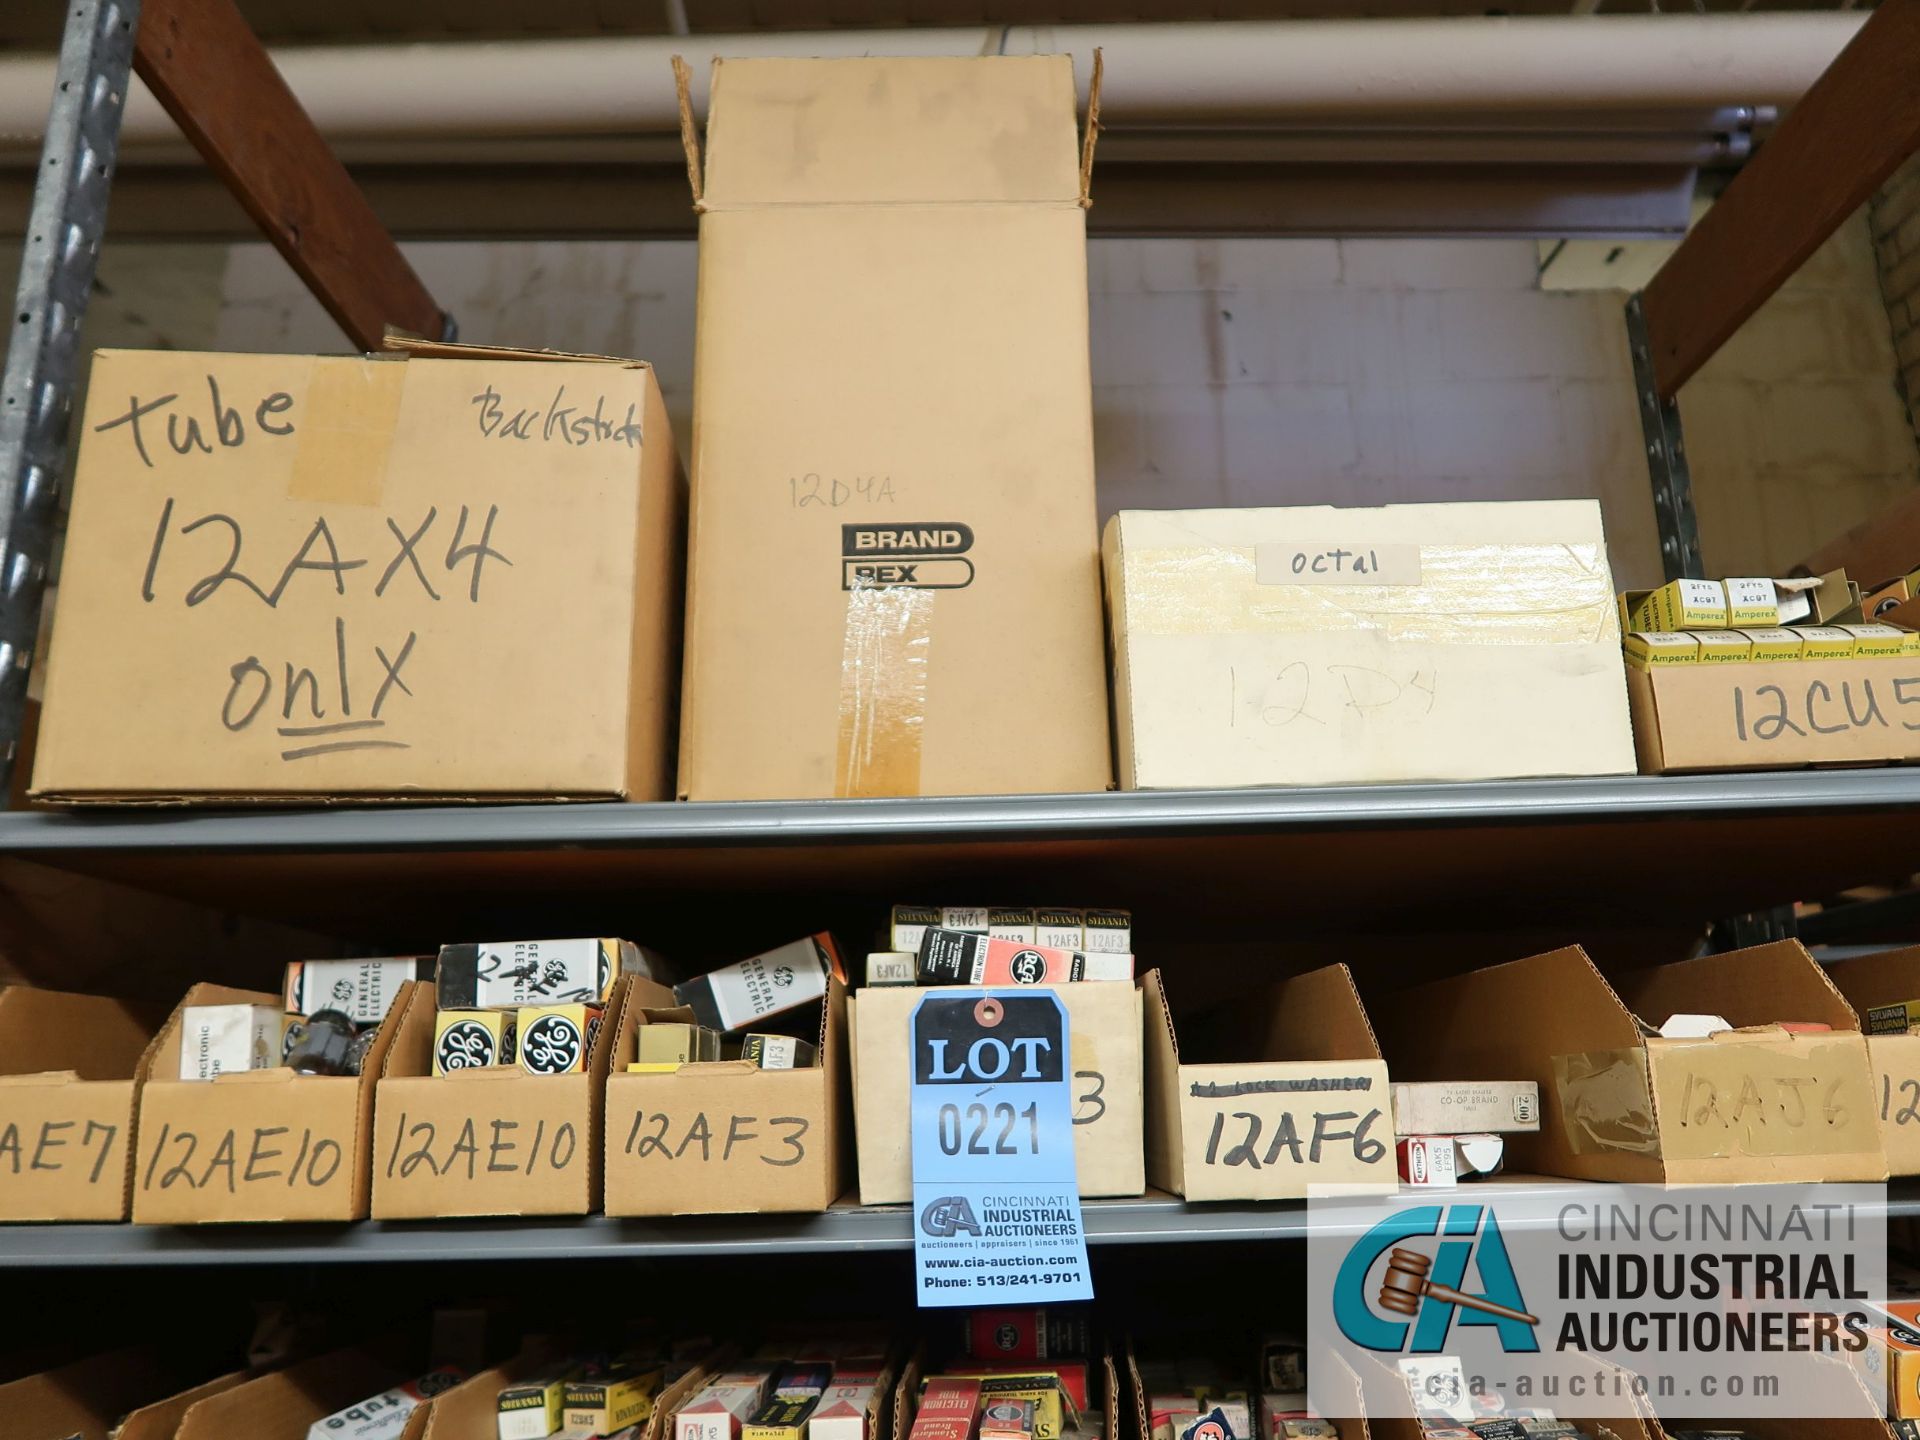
xmin=26 ymin=217 xmax=1920 ymax=595
xmin=1873 ymin=151 xmax=1920 ymax=449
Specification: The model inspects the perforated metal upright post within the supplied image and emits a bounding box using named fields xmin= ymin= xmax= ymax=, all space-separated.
xmin=0 ymin=0 xmax=140 ymax=787
xmin=1625 ymin=292 xmax=1704 ymax=584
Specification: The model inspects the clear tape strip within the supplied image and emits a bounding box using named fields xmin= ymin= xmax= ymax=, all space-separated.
xmin=1124 ymin=543 xmax=1617 ymax=646
xmin=1553 ymin=1047 xmax=1659 ymax=1157
xmin=835 ymin=584 xmax=934 ymax=798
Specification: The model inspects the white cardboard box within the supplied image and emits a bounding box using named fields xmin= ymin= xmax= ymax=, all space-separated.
xmin=1103 ymin=502 xmax=1636 ymax=789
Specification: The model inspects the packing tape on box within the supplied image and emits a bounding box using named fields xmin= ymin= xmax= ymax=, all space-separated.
xmin=835 ymin=583 xmax=933 ymax=797
xmin=287 ymin=357 xmax=408 ymax=507
xmin=1123 ymin=544 xmax=1615 ymax=645
xmin=1552 ymin=1048 xmax=1659 ymax=1156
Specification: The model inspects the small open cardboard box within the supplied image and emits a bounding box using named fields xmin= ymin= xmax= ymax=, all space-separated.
xmin=1144 ymin=965 xmax=1395 ymax=1202
xmin=1627 ymin=656 xmax=1920 ymax=773
xmin=603 ymin=978 xmax=847 ymax=1215
xmin=0 ymin=1347 xmax=194 ymax=1440
xmin=173 ymin=1344 xmax=414 ymax=1440
xmin=405 ymin=1344 xmax=716 ymax=1440
xmin=849 ymin=976 xmax=1144 ymax=1205
xmin=113 ymin=1372 xmax=250 ymax=1440
xmin=1827 ymin=945 xmax=1920 ymax=1177
xmin=0 ymin=985 xmax=165 ymax=1221
xmin=895 ymin=1345 xmax=1117 ymax=1440
xmin=1645 ymin=1354 xmax=1893 ymax=1439
xmin=1123 ymin=1342 xmax=1368 ymax=1440
xmin=373 ymin=976 xmax=645 ymax=1219
xmin=1360 ymin=1364 xmax=1654 ymax=1440
xmin=1374 ymin=941 xmax=1886 ymax=1184
xmin=133 ymin=981 xmax=412 ymax=1223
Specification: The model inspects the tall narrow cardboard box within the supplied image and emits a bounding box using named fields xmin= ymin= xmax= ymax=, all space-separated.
xmin=677 ymin=55 xmax=1112 ymax=800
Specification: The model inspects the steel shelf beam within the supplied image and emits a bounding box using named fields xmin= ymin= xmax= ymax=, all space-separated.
xmin=6 ymin=1182 xmax=1920 ymax=1266
xmin=0 ymin=1196 xmax=1302 ymax=1266
xmin=6 ymin=771 xmax=1920 ymax=856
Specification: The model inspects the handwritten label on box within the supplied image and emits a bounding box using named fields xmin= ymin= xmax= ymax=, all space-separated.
xmin=1175 ymin=1060 xmax=1393 ymax=1202
xmin=1647 ymin=1036 xmax=1876 ymax=1162
xmin=1256 ymin=544 xmax=1421 ymax=587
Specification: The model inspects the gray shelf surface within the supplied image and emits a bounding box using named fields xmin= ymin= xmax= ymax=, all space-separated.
xmin=6 ymin=1181 xmax=1920 ymax=1266
xmin=8 ymin=771 xmax=1920 ymax=854
xmin=9 ymin=770 xmax=1920 ymax=938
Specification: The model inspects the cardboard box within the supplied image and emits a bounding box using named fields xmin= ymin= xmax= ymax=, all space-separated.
xmin=133 ymin=981 xmax=412 ymax=1223
xmin=1628 ymin=578 xmax=1728 ymax=631
xmin=372 ymin=977 xmax=653 ymax=1219
xmin=1843 ymin=623 xmax=1911 ymax=658
xmin=436 ymin=937 xmax=633 ymax=1011
xmin=1623 ymin=631 xmax=1700 ymax=668
xmin=1105 ymin=502 xmax=1636 ymax=789
xmin=1626 ymin=657 xmax=1920 ymax=772
xmin=850 ymin=977 xmax=1144 ymax=1204
xmin=1144 ymin=965 xmax=1395 ymax=1202
xmin=564 ymin=1359 xmax=665 ymax=1436
xmin=306 ymin=1367 xmax=466 ymax=1440
xmin=30 ymin=341 xmax=684 ymax=804
xmin=917 ymin=930 xmax=1092 ymax=987
xmin=1389 ymin=1080 xmax=1539 ymax=1134
xmin=1695 ymin=629 xmax=1754 ymax=664
xmin=433 ymin=1008 xmax=515 ymax=1075
xmin=0 ymin=1348 xmax=189 ymax=1440
xmin=675 ymin=55 xmax=1111 ymax=801
xmin=677 ymin=1376 xmax=776 ymax=1440
xmin=515 ymin=1003 xmax=603 ymax=1076
xmin=175 ymin=1347 xmax=414 ymax=1440
xmin=0 ymin=985 xmax=163 ymax=1221
xmin=405 ymin=1350 xmax=576 ymax=1440
xmin=603 ymin=982 xmax=847 ymax=1215
xmin=904 ymin=1380 xmax=979 ymax=1440
xmin=287 ymin=957 xmax=431 ymax=1025
xmin=114 ymin=1372 xmax=251 ymax=1440
xmin=675 ymin=935 xmax=844 ymax=1033
xmin=1828 ymin=947 xmax=1920 ymax=1177
xmin=1373 ymin=941 xmax=1887 ymax=1184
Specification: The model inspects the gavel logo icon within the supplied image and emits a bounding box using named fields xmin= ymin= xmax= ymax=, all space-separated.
xmin=1379 ymin=1247 xmax=1539 ymax=1325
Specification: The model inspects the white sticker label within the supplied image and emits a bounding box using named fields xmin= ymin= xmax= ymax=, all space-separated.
xmin=1256 ymin=544 xmax=1422 ymax=586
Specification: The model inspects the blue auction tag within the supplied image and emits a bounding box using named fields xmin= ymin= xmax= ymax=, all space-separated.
xmin=909 ymin=990 xmax=1093 ymax=1307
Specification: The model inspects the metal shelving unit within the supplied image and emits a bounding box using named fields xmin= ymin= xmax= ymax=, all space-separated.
xmin=2 ymin=0 xmax=1920 ymax=1272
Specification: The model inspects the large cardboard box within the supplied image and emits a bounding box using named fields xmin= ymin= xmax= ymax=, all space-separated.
xmin=1373 ymin=942 xmax=1886 ymax=1184
xmin=0 ymin=985 xmax=164 ymax=1221
xmin=1627 ymin=657 xmax=1920 ymax=772
xmin=849 ymin=977 xmax=1143 ymax=1205
xmin=32 ymin=340 xmax=683 ymax=803
xmin=1143 ymin=966 xmax=1395 ymax=1202
xmin=676 ymin=55 xmax=1111 ymax=800
xmin=372 ymin=976 xmax=647 ymax=1219
xmin=604 ymin=980 xmax=848 ymax=1214
xmin=133 ymin=981 xmax=413 ymax=1223
xmin=1103 ymin=501 xmax=1636 ymax=788
xmin=1828 ymin=946 xmax=1920 ymax=1177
